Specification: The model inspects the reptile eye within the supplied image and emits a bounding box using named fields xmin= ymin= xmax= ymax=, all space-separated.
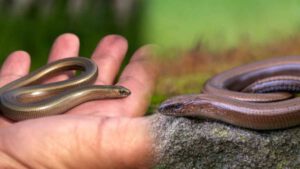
xmin=159 ymin=103 xmax=184 ymax=114
xmin=171 ymin=103 xmax=183 ymax=110
xmin=118 ymin=88 xmax=131 ymax=96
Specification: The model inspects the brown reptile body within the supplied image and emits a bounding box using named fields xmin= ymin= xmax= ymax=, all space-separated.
xmin=0 ymin=57 xmax=130 ymax=121
xmin=159 ymin=56 xmax=300 ymax=130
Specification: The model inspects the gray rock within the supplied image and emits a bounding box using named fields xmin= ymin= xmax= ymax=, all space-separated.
xmin=150 ymin=113 xmax=300 ymax=169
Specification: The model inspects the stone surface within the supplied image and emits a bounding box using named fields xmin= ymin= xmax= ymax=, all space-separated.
xmin=150 ymin=113 xmax=300 ymax=169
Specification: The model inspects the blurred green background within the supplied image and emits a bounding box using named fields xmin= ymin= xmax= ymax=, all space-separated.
xmin=1 ymin=0 xmax=300 ymax=111
xmin=143 ymin=0 xmax=300 ymax=50
xmin=1 ymin=0 xmax=300 ymax=67
xmin=0 ymin=0 xmax=145 ymax=69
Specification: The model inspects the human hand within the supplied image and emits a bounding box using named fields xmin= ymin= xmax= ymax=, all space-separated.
xmin=0 ymin=33 xmax=157 ymax=124
xmin=0 ymin=34 xmax=158 ymax=168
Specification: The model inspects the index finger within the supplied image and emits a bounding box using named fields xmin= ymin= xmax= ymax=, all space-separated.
xmin=0 ymin=51 xmax=31 ymax=127
xmin=45 ymin=33 xmax=80 ymax=83
xmin=0 ymin=51 xmax=31 ymax=87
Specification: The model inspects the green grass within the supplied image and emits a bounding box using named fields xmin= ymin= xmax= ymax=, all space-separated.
xmin=142 ymin=0 xmax=300 ymax=50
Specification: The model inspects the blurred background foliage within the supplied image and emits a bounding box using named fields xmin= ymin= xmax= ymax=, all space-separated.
xmin=143 ymin=0 xmax=300 ymax=50
xmin=1 ymin=0 xmax=300 ymax=111
xmin=0 ymin=0 xmax=145 ymax=69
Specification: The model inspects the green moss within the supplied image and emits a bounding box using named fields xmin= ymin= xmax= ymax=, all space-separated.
xmin=238 ymin=135 xmax=247 ymax=143
xmin=212 ymin=128 xmax=229 ymax=138
xmin=276 ymin=160 xmax=288 ymax=169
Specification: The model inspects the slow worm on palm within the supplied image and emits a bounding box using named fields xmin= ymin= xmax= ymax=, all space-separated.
xmin=159 ymin=56 xmax=300 ymax=130
xmin=0 ymin=57 xmax=130 ymax=121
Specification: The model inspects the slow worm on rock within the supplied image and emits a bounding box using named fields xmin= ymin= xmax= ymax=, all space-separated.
xmin=159 ymin=56 xmax=300 ymax=130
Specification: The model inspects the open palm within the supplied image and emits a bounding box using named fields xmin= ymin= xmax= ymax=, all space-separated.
xmin=0 ymin=34 xmax=157 ymax=125
xmin=0 ymin=34 xmax=157 ymax=168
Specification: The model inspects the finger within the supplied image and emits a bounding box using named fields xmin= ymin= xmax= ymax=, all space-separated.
xmin=91 ymin=35 xmax=128 ymax=85
xmin=48 ymin=33 xmax=80 ymax=62
xmin=46 ymin=33 xmax=80 ymax=83
xmin=0 ymin=51 xmax=30 ymax=87
xmin=0 ymin=51 xmax=31 ymax=126
xmin=116 ymin=45 xmax=159 ymax=116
